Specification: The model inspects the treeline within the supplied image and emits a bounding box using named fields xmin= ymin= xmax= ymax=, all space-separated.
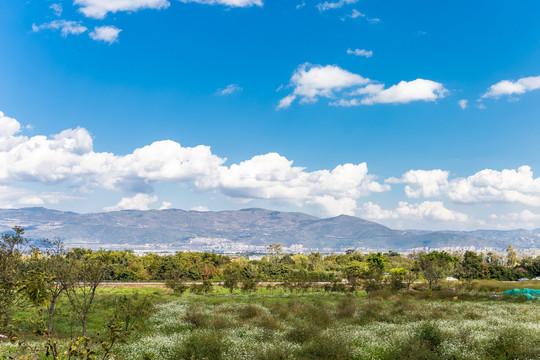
xmin=68 ymin=244 xmax=539 ymax=284
xmin=3 ymin=228 xmax=540 ymax=326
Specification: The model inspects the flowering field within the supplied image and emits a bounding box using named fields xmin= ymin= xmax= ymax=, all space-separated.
xmin=116 ymin=294 xmax=540 ymax=360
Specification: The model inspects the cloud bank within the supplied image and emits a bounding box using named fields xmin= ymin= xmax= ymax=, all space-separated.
xmin=0 ymin=111 xmax=386 ymax=217
xmin=3 ymin=109 xmax=540 ymax=228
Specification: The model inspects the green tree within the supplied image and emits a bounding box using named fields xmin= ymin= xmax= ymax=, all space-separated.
xmin=456 ymin=251 xmax=483 ymax=282
xmin=506 ymin=245 xmax=518 ymax=267
xmin=165 ymin=268 xmax=189 ymax=294
xmin=419 ymin=251 xmax=457 ymax=289
xmin=61 ymin=253 xmax=110 ymax=336
xmin=222 ymin=264 xmax=241 ymax=294
xmin=267 ymin=244 xmax=283 ymax=266
xmin=0 ymin=227 xmax=28 ymax=331
xmin=389 ymin=267 xmax=407 ymax=290
xmin=366 ymin=252 xmax=388 ymax=270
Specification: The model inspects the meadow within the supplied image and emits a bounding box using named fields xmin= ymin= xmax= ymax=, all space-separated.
xmin=2 ymin=282 xmax=540 ymax=360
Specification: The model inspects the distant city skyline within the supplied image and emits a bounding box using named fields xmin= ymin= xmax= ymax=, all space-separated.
xmin=1 ymin=0 xmax=540 ymax=230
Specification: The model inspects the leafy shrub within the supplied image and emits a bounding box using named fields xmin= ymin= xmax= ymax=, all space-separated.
xmin=174 ymin=330 xmax=227 ymax=360
xmin=486 ymin=327 xmax=540 ymax=360
xmin=297 ymin=332 xmax=353 ymax=360
xmin=238 ymin=305 xmax=262 ymax=320
xmin=389 ymin=322 xmax=443 ymax=360
xmin=184 ymin=306 xmax=208 ymax=328
xmin=336 ymin=296 xmax=357 ymax=318
xmin=286 ymin=324 xmax=320 ymax=344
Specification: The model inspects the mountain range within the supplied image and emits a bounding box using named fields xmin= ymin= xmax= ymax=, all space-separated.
xmin=0 ymin=207 xmax=539 ymax=252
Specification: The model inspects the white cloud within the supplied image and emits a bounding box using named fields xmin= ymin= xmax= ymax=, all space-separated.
xmin=458 ymin=99 xmax=468 ymax=109
xmin=392 ymin=166 xmax=540 ymax=207
xmin=89 ymin=26 xmax=121 ymax=44
xmin=159 ymin=201 xmax=173 ymax=210
xmin=196 ymin=153 xmax=389 ymax=216
xmin=0 ymin=111 xmax=27 ymax=151
xmin=482 ymin=75 xmax=540 ymax=99
xmin=179 ymin=0 xmax=263 ymax=7
xmin=104 ymin=193 xmax=158 ymax=211
xmin=448 ymin=166 xmax=540 ymax=206
xmin=191 ymin=205 xmax=210 ymax=211
xmin=0 ymin=186 xmax=77 ymax=209
xmin=50 ymin=3 xmax=63 ymax=16
xmin=278 ymin=63 xmax=369 ymax=108
xmin=362 ymin=201 xmax=468 ymax=222
xmin=276 ymin=95 xmax=296 ymax=110
xmin=218 ymin=84 xmax=243 ymax=95
xmin=348 ymin=9 xmax=363 ymax=18
xmin=279 ymin=64 xmax=447 ymax=108
xmin=0 ymin=111 xmax=388 ymax=217
xmin=387 ymin=169 xmax=450 ymax=198
xmin=487 ymin=210 xmax=540 ymax=230
xmin=341 ymin=9 xmax=379 ymax=22
xmin=317 ymin=0 xmax=358 ymax=12
xmin=32 ymin=20 xmax=87 ymax=37
xmin=347 ymin=48 xmax=373 ymax=58
xmin=74 ymin=0 xmax=170 ymax=19
xmin=360 ymin=79 xmax=447 ymax=105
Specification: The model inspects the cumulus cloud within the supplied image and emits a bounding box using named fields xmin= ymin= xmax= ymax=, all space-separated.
xmin=179 ymin=0 xmax=263 ymax=7
xmin=391 ymin=166 xmax=540 ymax=207
xmin=0 ymin=186 xmax=77 ymax=209
xmin=50 ymin=3 xmax=63 ymax=16
xmin=360 ymin=79 xmax=447 ymax=105
xmin=191 ymin=205 xmax=210 ymax=211
xmin=104 ymin=193 xmax=158 ymax=211
xmin=482 ymin=75 xmax=540 ymax=99
xmin=32 ymin=20 xmax=87 ymax=37
xmin=347 ymin=48 xmax=373 ymax=58
xmin=159 ymin=201 xmax=173 ymax=210
xmin=89 ymin=26 xmax=121 ymax=44
xmin=387 ymin=169 xmax=450 ymax=198
xmin=74 ymin=0 xmax=170 ymax=19
xmin=458 ymin=99 xmax=468 ymax=109
xmin=362 ymin=201 xmax=468 ymax=222
xmin=195 ymin=153 xmax=389 ymax=216
xmin=0 ymin=111 xmax=387 ymax=217
xmin=218 ymin=84 xmax=243 ymax=95
xmin=278 ymin=63 xmax=447 ymax=108
xmin=317 ymin=0 xmax=358 ymax=12
xmin=487 ymin=210 xmax=540 ymax=230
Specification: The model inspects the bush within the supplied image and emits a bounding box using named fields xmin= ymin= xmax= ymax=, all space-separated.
xmin=286 ymin=324 xmax=320 ymax=344
xmin=389 ymin=322 xmax=443 ymax=360
xmin=238 ymin=305 xmax=262 ymax=320
xmin=174 ymin=330 xmax=227 ymax=360
xmin=297 ymin=332 xmax=353 ymax=360
xmin=486 ymin=327 xmax=540 ymax=360
xmin=336 ymin=296 xmax=357 ymax=318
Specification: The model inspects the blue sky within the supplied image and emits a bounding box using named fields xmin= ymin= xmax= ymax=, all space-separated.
xmin=1 ymin=0 xmax=540 ymax=230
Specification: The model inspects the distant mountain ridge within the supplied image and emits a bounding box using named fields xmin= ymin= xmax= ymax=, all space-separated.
xmin=0 ymin=207 xmax=539 ymax=252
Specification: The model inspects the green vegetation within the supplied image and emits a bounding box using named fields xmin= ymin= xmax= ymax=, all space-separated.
xmin=1 ymin=227 xmax=540 ymax=359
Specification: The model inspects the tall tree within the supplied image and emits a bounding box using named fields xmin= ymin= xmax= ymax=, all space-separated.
xmin=61 ymin=253 xmax=109 ymax=336
xmin=419 ymin=251 xmax=457 ymax=289
xmin=506 ymin=245 xmax=518 ymax=267
xmin=0 ymin=227 xmax=27 ymax=331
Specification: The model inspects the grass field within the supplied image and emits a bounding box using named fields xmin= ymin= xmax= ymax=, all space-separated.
xmin=1 ymin=281 xmax=540 ymax=360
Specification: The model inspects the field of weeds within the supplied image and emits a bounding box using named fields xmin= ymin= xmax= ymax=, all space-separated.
xmin=117 ymin=293 xmax=540 ymax=360
xmin=2 ymin=287 xmax=540 ymax=360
